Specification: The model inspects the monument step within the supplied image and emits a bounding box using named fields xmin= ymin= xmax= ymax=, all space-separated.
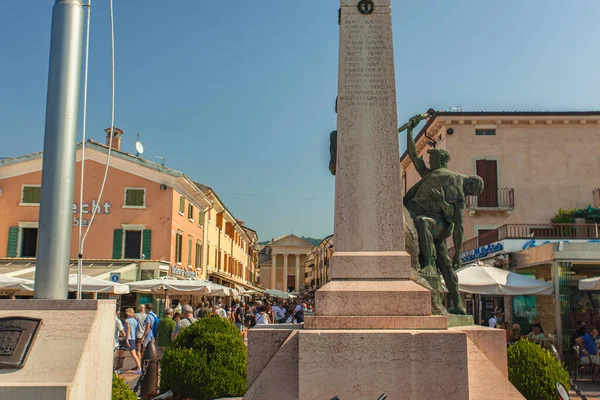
xmin=315 ymin=280 xmax=432 ymax=316
xmin=329 ymin=251 xmax=411 ymax=279
xmin=304 ymin=315 xmax=447 ymax=330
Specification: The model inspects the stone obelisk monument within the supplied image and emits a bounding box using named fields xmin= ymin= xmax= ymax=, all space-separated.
xmin=247 ymin=2 xmax=525 ymax=399
xmin=308 ymin=0 xmax=442 ymax=327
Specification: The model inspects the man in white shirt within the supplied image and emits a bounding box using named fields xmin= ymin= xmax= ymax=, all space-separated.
xmin=273 ymin=302 xmax=286 ymax=323
xmin=488 ymin=310 xmax=502 ymax=328
xmin=217 ymin=301 xmax=227 ymax=319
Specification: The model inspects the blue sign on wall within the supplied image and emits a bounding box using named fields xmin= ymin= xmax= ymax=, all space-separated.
xmin=461 ymin=242 xmax=504 ymax=263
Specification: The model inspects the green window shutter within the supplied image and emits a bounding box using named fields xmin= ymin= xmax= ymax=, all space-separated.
xmin=179 ymin=196 xmax=185 ymax=213
xmin=22 ymin=186 xmax=41 ymax=204
xmin=112 ymin=229 xmax=123 ymax=259
xmin=125 ymin=189 xmax=145 ymax=206
xmin=176 ymin=233 xmax=182 ymax=263
xmin=7 ymin=227 xmax=18 ymax=257
xmin=142 ymin=229 xmax=152 ymax=259
xmin=137 ymin=190 xmax=144 ymax=205
xmin=198 ymin=210 xmax=204 ymax=226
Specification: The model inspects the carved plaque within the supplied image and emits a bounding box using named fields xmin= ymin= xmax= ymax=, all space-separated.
xmin=0 ymin=317 xmax=42 ymax=369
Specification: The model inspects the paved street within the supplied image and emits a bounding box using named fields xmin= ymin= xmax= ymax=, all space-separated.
xmin=572 ymin=380 xmax=600 ymax=400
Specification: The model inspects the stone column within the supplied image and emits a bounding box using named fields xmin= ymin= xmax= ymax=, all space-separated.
xmin=295 ymin=254 xmax=301 ymax=291
xmin=270 ymin=251 xmax=276 ymax=289
xmin=315 ymin=0 xmax=430 ymax=318
xmin=283 ymin=254 xmax=289 ymax=292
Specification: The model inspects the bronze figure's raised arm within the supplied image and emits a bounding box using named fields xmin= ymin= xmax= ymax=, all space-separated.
xmin=401 ymin=112 xmax=484 ymax=315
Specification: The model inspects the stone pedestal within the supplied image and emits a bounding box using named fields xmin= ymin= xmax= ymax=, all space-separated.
xmin=245 ymin=0 xmax=524 ymax=398
xmin=0 ymin=300 xmax=115 ymax=400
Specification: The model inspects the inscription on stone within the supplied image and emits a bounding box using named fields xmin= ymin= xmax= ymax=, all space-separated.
xmin=0 ymin=317 xmax=42 ymax=369
xmin=341 ymin=16 xmax=394 ymax=109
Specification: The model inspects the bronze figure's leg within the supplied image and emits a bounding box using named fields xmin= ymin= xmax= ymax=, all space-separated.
xmin=414 ymin=216 xmax=437 ymax=275
xmin=436 ymin=240 xmax=466 ymax=315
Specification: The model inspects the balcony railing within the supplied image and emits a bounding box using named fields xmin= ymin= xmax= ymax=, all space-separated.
xmin=448 ymin=223 xmax=600 ymax=259
xmin=466 ymin=187 xmax=515 ymax=210
xmin=594 ymin=188 xmax=600 ymax=208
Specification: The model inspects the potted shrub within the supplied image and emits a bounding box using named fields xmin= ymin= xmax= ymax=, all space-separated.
xmin=508 ymin=339 xmax=569 ymax=400
xmin=112 ymin=375 xmax=137 ymax=400
xmin=160 ymin=316 xmax=247 ymax=400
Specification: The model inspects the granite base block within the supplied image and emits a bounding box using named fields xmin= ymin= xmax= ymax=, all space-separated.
xmin=247 ymin=327 xmax=294 ymax=386
xmin=447 ymin=314 xmax=475 ymax=328
xmin=0 ymin=300 xmax=115 ymax=400
xmin=246 ymin=326 xmax=524 ymax=399
xmin=298 ymin=330 xmax=469 ymax=400
xmin=329 ymin=251 xmax=411 ymax=279
xmin=451 ymin=325 xmax=510 ymax=378
xmin=315 ymin=280 xmax=431 ymax=316
xmin=245 ymin=330 xmax=298 ymax=400
xmin=304 ymin=315 xmax=447 ymax=330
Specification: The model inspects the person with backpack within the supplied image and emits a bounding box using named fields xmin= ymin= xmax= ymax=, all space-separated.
xmin=173 ymin=305 xmax=196 ymax=339
xmin=141 ymin=303 xmax=159 ymax=348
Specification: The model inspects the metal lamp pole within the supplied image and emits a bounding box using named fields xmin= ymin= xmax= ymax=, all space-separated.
xmin=34 ymin=0 xmax=84 ymax=299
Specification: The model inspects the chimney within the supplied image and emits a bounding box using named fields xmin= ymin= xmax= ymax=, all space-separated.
xmin=104 ymin=127 xmax=123 ymax=151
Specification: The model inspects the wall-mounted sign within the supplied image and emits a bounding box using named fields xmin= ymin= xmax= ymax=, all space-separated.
xmin=110 ymin=273 xmax=121 ymax=283
xmin=72 ymin=201 xmax=111 ymax=226
xmin=171 ymin=265 xmax=198 ymax=279
xmin=461 ymin=242 xmax=504 ymax=263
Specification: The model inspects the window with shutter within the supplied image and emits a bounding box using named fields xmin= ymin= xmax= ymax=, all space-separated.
xmin=179 ymin=196 xmax=185 ymax=214
xmin=195 ymin=242 xmax=202 ymax=268
xmin=112 ymin=229 xmax=124 ymax=259
xmin=124 ymin=188 xmax=146 ymax=207
xmin=198 ymin=210 xmax=204 ymax=226
xmin=21 ymin=186 xmax=42 ymax=205
xmin=176 ymin=231 xmax=183 ymax=264
xmin=476 ymin=159 xmax=499 ymax=207
xmin=142 ymin=229 xmax=152 ymax=259
xmin=187 ymin=236 xmax=193 ymax=266
xmin=6 ymin=227 xmax=19 ymax=257
xmin=188 ymin=204 xmax=194 ymax=221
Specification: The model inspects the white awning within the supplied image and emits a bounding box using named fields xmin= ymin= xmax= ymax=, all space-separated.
xmin=456 ymin=263 xmax=553 ymax=295
xmin=579 ymin=276 xmax=600 ymax=291
xmin=68 ymin=274 xmax=130 ymax=294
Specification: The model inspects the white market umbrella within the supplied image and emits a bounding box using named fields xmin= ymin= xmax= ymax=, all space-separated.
xmin=265 ymin=288 xmax=296 ymax=299
xmin=456 ymin=264 xmax=553 ymax=296
xmin=0 ymin=274 xmax=34 ymax=292
xmin=203 ymin=282 xmax=238 ymax=297
xmin=127 ymin=277 xmax=211 ymax=296
xmin=67 ymin=274 xmax=129 ymax=294
xmin=579 ymin=277 xmax=600 ymax=291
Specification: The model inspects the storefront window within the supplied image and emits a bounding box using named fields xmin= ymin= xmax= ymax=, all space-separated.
xmin=512 ymin=295 xmax=537 ymax=334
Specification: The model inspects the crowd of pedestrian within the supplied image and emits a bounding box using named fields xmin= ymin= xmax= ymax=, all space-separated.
xmin=114 ymin=297 xmax=313 ymax=376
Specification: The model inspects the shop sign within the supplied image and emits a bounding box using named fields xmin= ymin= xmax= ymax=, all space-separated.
xmin=171 ymin=265 xmax=198 ymax=279
xmin=461 ymin=242 xmax=504 ymax=263
xmin=72 ymin=201 xmax=111 ymax=226
xmin=521 ymin=238 xmax=600 ymax=250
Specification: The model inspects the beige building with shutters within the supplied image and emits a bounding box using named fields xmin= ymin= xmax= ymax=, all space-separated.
xmin=401 ymin=110 xmax=600 ymax=249
xmin=194 ymin=183 xmax=262 ymax=291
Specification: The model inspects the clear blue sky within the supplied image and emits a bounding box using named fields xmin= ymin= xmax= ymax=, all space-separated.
xmin=1 ymin=1 xmax=599 ymax=241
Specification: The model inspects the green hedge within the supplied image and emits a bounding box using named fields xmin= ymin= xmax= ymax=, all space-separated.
xmin=112 ymin=375 xmax=137 ymax=400
xmin=160 ymin=316 xmax=247 ymax=400
xmin=508 ymin=339 xmax=569 ymax=400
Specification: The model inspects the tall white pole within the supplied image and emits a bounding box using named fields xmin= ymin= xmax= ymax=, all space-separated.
xmin=35 ymin=0 xmax=84 ymax=299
